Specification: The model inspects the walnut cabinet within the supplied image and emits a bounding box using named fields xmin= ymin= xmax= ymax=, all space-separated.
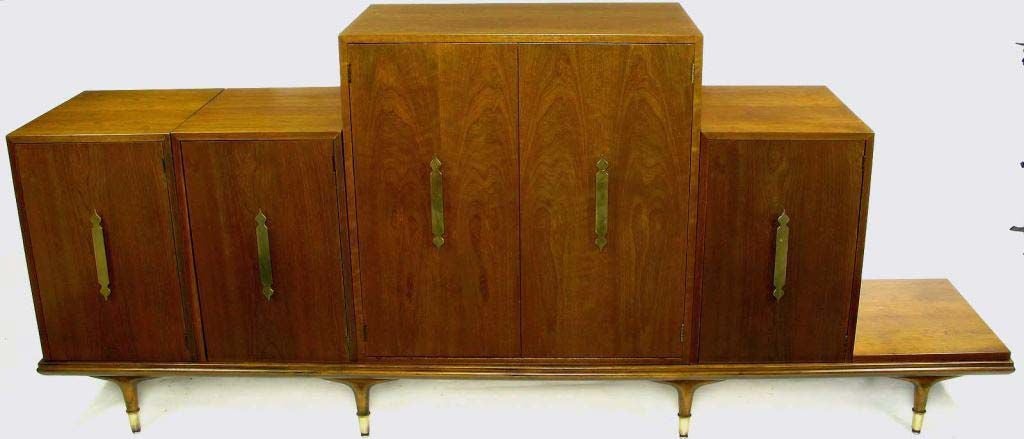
xmin=6 ymin=4 xmax=1015 ymax=438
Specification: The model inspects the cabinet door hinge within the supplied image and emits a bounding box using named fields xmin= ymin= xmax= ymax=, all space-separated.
xmin=680 ymin=323 xmax=686 ymax=343
xmin=332 ymin=154 xmax=337 ymax=173
xmin=345 ymin=63 xmax=352 ymax=84
xmin=362 ymin=323 xmax=368 ymax=342
xmin=161 ymin=154 xmax=171 ymax=176
xmin=691 ymin=63 xmax=696 ymax=84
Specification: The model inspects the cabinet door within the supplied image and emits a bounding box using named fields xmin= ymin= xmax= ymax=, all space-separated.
xmin=11 ymin=142 xmax=194 ymax=362
xmin=347 ymin=43 xmax=520 ymax=357
xmin=519 ymin=44 xmax=696 ymax=358
xmin=182 ymin=140 xmax=348 ymax=362
xmin=697 ymin=139 xmax=867 ymax=363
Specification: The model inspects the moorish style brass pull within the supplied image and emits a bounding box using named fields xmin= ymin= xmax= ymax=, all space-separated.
xmin=773 ymin=211 xmax=790 ymax=300
xmin=430 ymin=156 xmax=445 ymax=248
xmin=255 ymin=210 xmax=274 ymax=300
xmin=595 ymin=158 xmax=609 ymax=249
xmin=90 ymin=211 xmax=111 ymax=300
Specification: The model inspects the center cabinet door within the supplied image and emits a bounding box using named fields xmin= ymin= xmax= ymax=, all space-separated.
xmin=519 ymin=44 xmax=696 ymax=358
xmin=182 ymin=140 xmax=348 ymax=362
xmin=347 ymin=44 xmax=521 ymax=357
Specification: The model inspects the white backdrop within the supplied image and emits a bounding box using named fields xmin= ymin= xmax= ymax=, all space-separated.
xmin=1 ymin=1 xmax=1021 ymax=438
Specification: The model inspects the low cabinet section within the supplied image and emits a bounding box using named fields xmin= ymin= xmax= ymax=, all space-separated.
xmin=179 ymin=140 xmax=347 ymax=362
xmin=695 ymin=86 xmax=874 ymax=363
xmin=11 ymin=142 xmax=195 ymax=361
xmin=6 ymin=89 xmax=222 ymax=362
xmin=172 ymin=88 xmax=350 ymax=362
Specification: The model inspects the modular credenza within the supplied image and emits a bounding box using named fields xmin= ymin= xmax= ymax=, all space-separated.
xmin=5 ymin=3 xmax=1013 ymax=437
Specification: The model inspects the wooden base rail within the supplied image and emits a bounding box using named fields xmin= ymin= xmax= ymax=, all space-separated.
xmin=45 ymin=360 xmax=1012 ymax=379
xmin=56 ymin=360 xmax=1012 ymax=435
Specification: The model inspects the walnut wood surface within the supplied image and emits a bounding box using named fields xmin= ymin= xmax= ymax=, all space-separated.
xmin=10 ymin=142 xmax=195 ymax=361
xmin=347 ymin=44 xmax=521 ymax=357
xmin=854 ymin=279 xmax=1011 ymax=362
xmin=701 ymin=86 xmax=873 ymax=140
xmin=340 ymin=3 xmax=702 ymax=43
xmin=172 ymin=87 xmax=341 ymax=140
xmin=181 ymin=139 xmax=348 ymax=362
xmin=696 ymin=138 xmax=867 ymax=363
xmin=519 ymin=44 xmax=695 ymax=358
xmin=7 ymin=89 xmax=221 ymax=143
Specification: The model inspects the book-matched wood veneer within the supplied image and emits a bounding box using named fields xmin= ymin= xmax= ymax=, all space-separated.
xmin=340 ymin=1 xmax=704 ymax=361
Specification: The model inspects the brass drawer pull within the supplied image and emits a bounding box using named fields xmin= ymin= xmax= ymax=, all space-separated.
xmin=255 ymin=210 xmax=274 ymax=300
xmin=430 ymin=156 xmax=445 ymax=248
xmin=90 ymin=211 xmax=111 ymax=300
xmin=595 ymin=158 xmax=609 ymax=249
xmin=773 ymin=211 xmax=790 ymax=300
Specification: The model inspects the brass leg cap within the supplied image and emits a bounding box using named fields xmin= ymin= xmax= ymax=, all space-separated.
xmin=679 ymin=415 xmax=691 ymax=437
xmin=358 ymin=414 xmax=370 ymax=436
xmin=911 ymin=411 xmax=924 ymax=434
xmin=128 ymin=411 xmax=141 ymax=433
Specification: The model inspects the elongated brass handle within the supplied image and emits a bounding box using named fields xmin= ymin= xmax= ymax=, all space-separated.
xmin=255 ymin=210 xmax=274 ymax=300
xmin=595 ymin=158 xmax=609 ymax=249
xmin=90 ymin=211 xmax=111 ymax=300
xmin=773 ymin=211 xmax=790 ymax=300
xmin=430 ymin=156 xmax=445 ymax=248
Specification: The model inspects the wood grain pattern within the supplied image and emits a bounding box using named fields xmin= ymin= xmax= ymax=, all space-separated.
xmin=341 ymin=3 xmax=702 ymax=43
xmin=348 ymin=44 xmax=520 ymax=357
xmin=701 ymin=86 xmax=873 ymax=140
xmin=696 ymin=138 xmax=867 ymax=363
xmin=8 ymin=89 xmax=221 ymax=143
xmin=854 ymin=279 xmax=1011 ymax=362
xmin=10 ymin=142 xmax=195 ymax=361
xmin=181 ymin=140 xmax=347 ymax=362
xmin=519 ymin=44 xmax=695 ymax=358
xmin=173 ymin=87 xmax=341 ymax=140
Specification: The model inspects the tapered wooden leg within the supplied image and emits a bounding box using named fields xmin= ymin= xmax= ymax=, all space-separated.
xmin=897 ymin=376 xmax=956 ymax=434
xmin=661 ymin=380 xmax=720 ymax=437
xmin=95 ymin=377 xmax=151 ymax=433
xmin=329 ymin=379 xmax=393 ymax=436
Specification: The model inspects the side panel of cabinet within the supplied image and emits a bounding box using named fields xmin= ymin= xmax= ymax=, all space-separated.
xmin=181 ymin=139 xmax=348 ymax=362
xmin=519 ymin=44 xmax=695 ymax=358
xmin=10 ymin=141 xmax=195 ymax=362
xmin=696 ymin=138 xmax=867 ymax=363
xmin=347 ymin=43 xmax=520 ymax=357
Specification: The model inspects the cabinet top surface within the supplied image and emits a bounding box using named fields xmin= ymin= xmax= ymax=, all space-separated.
xmin=854 ymin=279 xmax=1011 ymax=363
xmin=340 ymin=3 xmax=701 ymax=43
xmin=701 ymin=86 xmax=873 ymax=140
xmin=7 ymin=89 xmax=222 ymax=143
xmin=172 ymin=87 xmax=342 ymax=140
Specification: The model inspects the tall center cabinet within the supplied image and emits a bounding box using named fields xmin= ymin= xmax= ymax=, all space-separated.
xmin=338 ymin=3 xmax=704 ymax=360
